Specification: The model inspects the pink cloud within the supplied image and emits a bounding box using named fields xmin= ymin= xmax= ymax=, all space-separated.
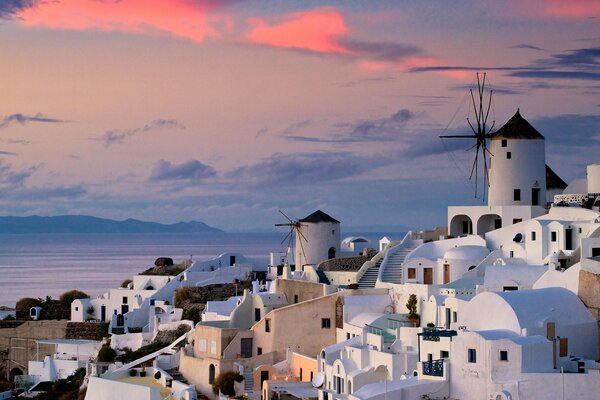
xmin=15 ymin=0 xmax=232 ymax=42
xmin=246 ymin=7 xmax=350 ymax=54
xmin=503 ymin=0 xmax=600 ymax=19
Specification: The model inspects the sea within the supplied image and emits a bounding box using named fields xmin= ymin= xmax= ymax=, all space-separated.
xmin=0 ymin=231 xmax=400 ymax=307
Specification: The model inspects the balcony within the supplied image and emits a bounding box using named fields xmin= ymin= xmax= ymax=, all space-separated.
xmin=422 ymin=359 xmax=444 ymax=377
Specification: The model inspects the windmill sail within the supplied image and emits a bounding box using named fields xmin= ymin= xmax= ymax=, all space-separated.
xmin=440 ymin=72 xmax=495 ymax=201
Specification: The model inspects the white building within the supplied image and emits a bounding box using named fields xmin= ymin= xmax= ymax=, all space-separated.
xmin=296 ymin=210 xmax=341 ymax=269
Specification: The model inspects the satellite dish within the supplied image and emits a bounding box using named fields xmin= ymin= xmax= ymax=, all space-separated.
xmin=311 ymin=373 xmax=325 ymax=388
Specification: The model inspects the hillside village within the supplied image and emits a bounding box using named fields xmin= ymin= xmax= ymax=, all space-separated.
xmin=2 ymin=109 xmax=600 ymax=399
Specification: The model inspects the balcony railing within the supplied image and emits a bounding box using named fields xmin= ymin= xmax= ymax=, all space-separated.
xmin=422 ymin=359 xmax=444 ymax=377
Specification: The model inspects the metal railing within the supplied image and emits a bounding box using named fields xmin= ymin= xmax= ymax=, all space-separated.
xmin=422 ymin=359 xmax=444 ymax=377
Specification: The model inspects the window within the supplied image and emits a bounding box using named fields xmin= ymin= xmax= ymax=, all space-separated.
xmin=513 ymin=218 xmax=522 ymax=224
xmin=257 ymin=347 xmax=262 ymax=355
xmin=507 ymin=152 xmax=512 ymax=159
xmin=122 ymin=296 xmax=128 ymax=304
xmin=501 ymin=139 xmax=507 ymax=147
xmin=265 ymin=318 xmax=271 ymax=332
xmin=500 ymin=350 xmax=508 ymax=361
xmin=408 ymin=268 xmax=416 ymax=279
xmin=346 ymin=332 xmax=350 ymax=340
xmin=579 ymin=228 xmax=582 ymax=234
xmin=255 ymin=308 xmax=261 ymax=322
xmin=440 ymin=350 xmax=449 ymax=359
xmin=453 ymin=311 xmax=457 ymax=323
xmin=75 ymin=307 xmax=79 ymax=311
xmin=510 ymin=251 xmax=514 ymax=258
xmin=294 ymin=295 xmax=299 ymax=304
xmin=551 ymin=232 xmax=557 ymax=242
xmin=332 ymin=230 xmax=335 ymax=235
xmin=468 ymin=348 xmax=476 ymax=363
xmin=514 ymin=189 xmax=521 ymax=201
xmin=531 ymin=231 xmax=536 ymax=241
xmin=199 ymin=339 xmax=207 ymax=352
xmin=210 ymin=340 xmax=217 ymax=354
xmin=322 ymin=318 xmax=331 ymax=329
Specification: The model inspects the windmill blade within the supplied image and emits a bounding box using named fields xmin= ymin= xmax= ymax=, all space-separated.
xmin=286 ymin=228 xmax=294 ymax=264
xmin=439 ymin=134 xmax=477 ymax=138
xmin=275 ymin=223 xmax=294 ymax=227
xmin=296 ymin=226 xmax=309 ymax=244
xmin=280 ymin=228 xmax=292 ymax=245
xmin=297 ymin=231 xmax=308 ymax=266
xmin=279 ymin=210 xmax=293 ymax=224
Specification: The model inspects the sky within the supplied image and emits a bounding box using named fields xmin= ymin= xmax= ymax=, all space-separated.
xmin=0 ymin=0 xmax=599 ymax=231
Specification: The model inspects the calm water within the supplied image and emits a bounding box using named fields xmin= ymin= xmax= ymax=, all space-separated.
xmin=0 ymin=231 xmax=397 ymax=307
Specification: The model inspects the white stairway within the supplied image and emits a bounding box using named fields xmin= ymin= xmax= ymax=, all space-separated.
xmin=358 ymin=257 xmax=383 ymax=289
xmin=381 ymin=245 xmax=418 ymax=284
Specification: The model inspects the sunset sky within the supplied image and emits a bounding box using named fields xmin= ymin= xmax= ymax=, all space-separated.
xmin=0 ymin=0 xmax=599 ymax=231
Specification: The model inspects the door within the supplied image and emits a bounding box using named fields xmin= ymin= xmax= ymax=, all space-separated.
xmin=443 ymin=264 xmax=450 ymax=284
xmin=445 ymin=308 xmax=451 ymax=329
xmin=230 ymin=255 xmax=236 ymax=266
xmin=565 ymin=228 xmax=573 ymax=250
xmin=532 ymin=188 xmax=540 ymax=206
xmin=593 ymin=248 xmax=600 ymax=257
xmin=260 ymin=371 xmax=269 ymax=389
xmin=121 ymin=305 xmax=129 ymax=314
xmin=424 ymin=268 xmax=433 ymax=285
xmin=100 ymin=305 xmax=106 ymax=322
xmin=240 ymin=338 xmax=253 ymax=358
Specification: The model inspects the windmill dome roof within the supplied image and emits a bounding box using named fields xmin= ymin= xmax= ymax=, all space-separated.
xmin=299 ymin=210 xmax=340 ymax=223
xmin=491 ymin=109 xmax=544 ymax=140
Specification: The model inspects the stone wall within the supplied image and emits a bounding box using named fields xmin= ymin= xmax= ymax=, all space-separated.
xmin=578 ymin=258 xmax=600 ymax=359
xmin=66 ymin=322 xmax=109 ymax=340
xmin=317 ymin=250 xmax=377 ymax=272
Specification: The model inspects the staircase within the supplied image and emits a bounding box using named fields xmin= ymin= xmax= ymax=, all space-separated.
xmin=167 ymin=369 xmax=188 ymax=384
xmin=381 ymin=245 xmax=418 ymax=284
xmin=358 ymin=257 xmax=383 ymax=289
xmin=243 ymin=371 xmax=254 ymax=392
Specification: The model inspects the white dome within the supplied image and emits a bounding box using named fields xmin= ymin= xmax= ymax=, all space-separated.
xmin=443 ymin=245 xmax=489 ymax=260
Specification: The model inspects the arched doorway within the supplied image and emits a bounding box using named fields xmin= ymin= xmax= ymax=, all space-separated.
xmin=477 ymin=214 xmax=502 ymax=235
xmin=10 ymin=367 xmax=23 ymax=384
xmin=450 ymin=215 xmax=473 ymax=237
xmin=208 ymin=364 xmax=215 ymax=384
xmin=328 ymin=247 xmax=336 ymax=259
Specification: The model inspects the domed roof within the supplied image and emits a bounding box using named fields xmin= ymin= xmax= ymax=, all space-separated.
xmin=299 ymin=210 xmax=339 ymax=223
xmin=491 ymin=109 xmax=544 ymax=140
xmin=443 ymin=245 xmax=489 ymax=260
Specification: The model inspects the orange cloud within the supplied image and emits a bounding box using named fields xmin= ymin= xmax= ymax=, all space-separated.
xmin=246 ymin=8 xmax=351 ymax=54
xmin=15 ymin=0 xmax=231 ymax=42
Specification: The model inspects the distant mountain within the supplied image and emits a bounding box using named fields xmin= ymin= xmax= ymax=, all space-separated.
xmin=0 ymin=215 xmax=223 ymax=234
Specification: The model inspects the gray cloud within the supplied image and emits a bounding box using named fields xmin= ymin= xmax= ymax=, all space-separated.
xmin=337 ymin=38 xmax=422 ymax=63
xmin=150 ymin=159 xmax=216 ymax=182
xmin=226 ymin=152 xmax=385 ymax=186
xmin=100 ymin=119 xmax=185 ymax=147
xmin=0 ymin=160 xmax=37 ymax=187
xmin=0 ymin=150 xmax=18 ymax=156
xmin=511 ymin=44 xmax=545 ymax=51
xmin=0 ymin=113 xmax=65 ymax=130
xmin=3 ymin=185 xmax=88 ymax=200
xmin=285 ymin=109 xmax=415 ymax=143
xmin=0 ymin=0 xmax=38 ymax=19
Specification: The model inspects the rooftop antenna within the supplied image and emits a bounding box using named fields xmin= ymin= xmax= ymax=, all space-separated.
xmin=274 ymin=210 xmax=308 ymax=266
xmin=439 ymin=72 xmax=495 ymax=201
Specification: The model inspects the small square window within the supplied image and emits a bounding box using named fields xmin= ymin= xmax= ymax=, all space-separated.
xmin=507 ymin=152 xmax=512 ymax=159
xmin=75 ymin=307 xmax=79 ymax=311
xmin=440 ymin=350 xmax=449 ymax=359
xmin=468 ymin=348 xmax=477 ymax=363
xmin=551 ymin=232 xmax=557 ymax=242
xmin=531 ymin=231 xmax=536 ymax=241
xmin=408 ymin=268 xmax=416 ymax=279
xmin=122 ymin=297 xmax=128 ymax=304
xmin=513 ymin=218 xmax=522 ymax=224
xmin=322 ymin=318 xmax=331 ymax=329
xmin=500 ymin=350 xmax=508 ymax=361
xmin=514 ymin=189 xmax=521 ymax=201
xmin=501 ymin=139 xmax=507 ymax=147
xmin=257 ymin=347 xmax=262 ymax=355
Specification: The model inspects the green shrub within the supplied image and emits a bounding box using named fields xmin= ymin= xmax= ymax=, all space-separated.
xmin=212 ymin=371 xmax=243 ymax=396
xmin=174 ymin=287 xmax=190 ymax=307
xmin=15 ymin=297 xmax=42 ymax=320
xmin=97 ymin=345 xmax=117 ymax=362
xmin=59 ymin=290 xmax=90 ymax=306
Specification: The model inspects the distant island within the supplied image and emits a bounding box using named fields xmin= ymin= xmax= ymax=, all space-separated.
xmin=0 ymin=215 xmax=223 ymax=234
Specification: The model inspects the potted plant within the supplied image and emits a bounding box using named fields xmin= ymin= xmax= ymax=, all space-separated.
xmin=140 ymin=365 xmax=146 ymax=377
xmin=406 ymin=294 xmax=420 ymax=327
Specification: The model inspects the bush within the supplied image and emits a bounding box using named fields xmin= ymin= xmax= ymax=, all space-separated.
xmin=97 ymin=345 xmax=117 ymax=362
xmin=406 ymin=294 xmax=418 ymax=319
xmin=59 ymin=290 xmax=89 ymax=306
xmin=15 ymin=297 xmax=42 ymax=320
xmin=155 ymin=257 xmax=174 ymax=267
xmin=212 ymin=371 xmax=244 ymax=396
xmin=2 ymin=314 xmax=15 ymax=321
xmin=174 ymin=288 xmax=190 ymax=307
xmin=120 ymin=279 xmax=133 ymax=288
xmin=182 ymin=305 xmax=202 ymax=324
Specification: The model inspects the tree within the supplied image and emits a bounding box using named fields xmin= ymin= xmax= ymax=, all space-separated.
xmin=212 ymin=371 xmax=243 ymax=396
xmin=406 ymin=294 xmax=418 ymax=319
xmin=97 ymin=345 xmax=117 ymax=363
xmin=59 ymin=290 xmax=89 ymax=306
xmin=15 ymin=297 xmax=42 ymax=320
